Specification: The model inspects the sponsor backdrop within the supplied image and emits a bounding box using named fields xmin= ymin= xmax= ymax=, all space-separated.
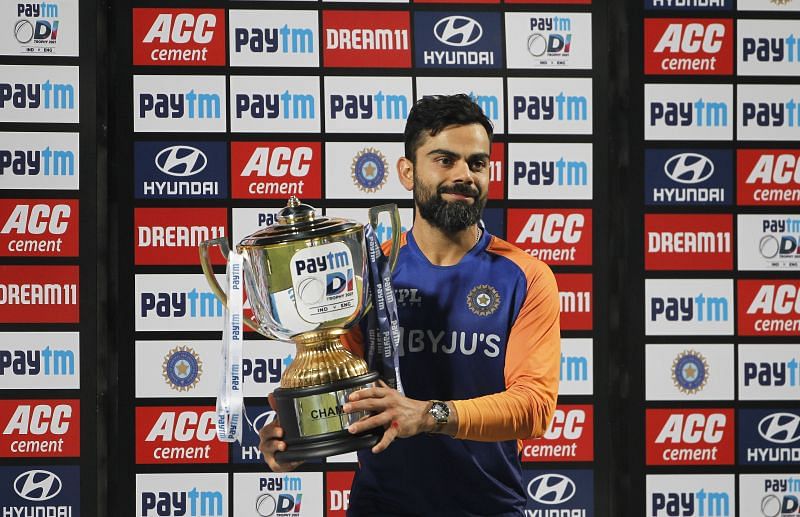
xmin=0 ymin=0 xmax=100 ymax=515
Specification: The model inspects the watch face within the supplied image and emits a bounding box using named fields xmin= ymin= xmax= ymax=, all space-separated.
xmin=431 ymin=401 xmax=449 ymax=423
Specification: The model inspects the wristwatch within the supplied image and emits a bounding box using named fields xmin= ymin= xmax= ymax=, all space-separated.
xmin=428 ymin=400 xmax=450 ymax=430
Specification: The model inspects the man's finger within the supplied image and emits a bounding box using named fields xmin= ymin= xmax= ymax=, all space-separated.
xmin=344 ymin=398 xmax=389 ymax=415
xmin=259 ymin=424 xmax=283 ymax=440
xmin=372 ymin=422 xmax=399 ymax=454
xmin=348 ymin=386 xmax=388 ymax=401
xmin=348 ymin=412 xmax=392 ymax=434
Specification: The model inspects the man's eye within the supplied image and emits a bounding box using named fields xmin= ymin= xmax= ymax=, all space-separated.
xmin=470 ymin=161 xmax=486 ymax=171
xmin=438 ymin=157 xmax=453 ymax=165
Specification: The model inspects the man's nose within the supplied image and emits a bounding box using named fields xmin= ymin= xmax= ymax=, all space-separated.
xmin=450 ymin=159 xmax=474 ymax=183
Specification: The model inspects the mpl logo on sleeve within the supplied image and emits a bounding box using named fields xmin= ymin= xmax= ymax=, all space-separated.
xmin=135 ymin=142 xmax=227 ymax=199
xmin=327 ymin=471 xmax=355 ymax=516
xmin=738 ymin=150 xmax=800 ymax=206
xmin=133 ymin=9 xmax=225 ymax=66
xmin=739 ymin=344 xmax=800 ymax=400
xmin=739 ymin=280 xmax=800 ymax=336
xmin=135 ymin=406 xmax=227 ymax=464
xmin=505 ymin=13 xmax=592 ymax=70
xmin=555 ymin=274 xmax=592 ymax=331
xmin=0 ymin=466 xmax=80 ymax=516
xmin=644 ymin=19 xmax=733 ymax=75
xmin=508 ymin=143 xmax=592 ymax=199
xmin=646 ymin=408 xmax=734 ymax=465
xmin=646 ymin=475 xmax=734 ymax=517
xmin=234 ymin=472 xmax=323 ymax=517
xmin=1 ymin=0 xmax=79 ymax=56
xmin=645 ymin=344 xmax=734 ymax=401
xmin=645 ymin=149 xmax=732 ymax=206
xmin=0 ymin=65 xmax=78 ymax=123
xmin=414 ymin=12 xmax=502 ymax=69
xmin=232 ymin=142 xmax=321 ymax=199
xmin=0 ymin=400 xmax=79 ymax=457
xmin=135 ymin=207 xmax=226 ymax=266
xmin=323 ymin=11 xmax=410 ymax=68
xmin=559 ymin=338 xmax=593 ymax=395
xmin=0 ymin=266 xmax=78 ymax=323
xmin=416 ymin=77 xmax=504 ymax=134
xmin=645 ymin=0 xmax=732 ymax=10
xmin=229 ymin=10 xmax=318 ymax=68
xmin=645 ymin=214 xmax=732 ymax=270
xmin=645 ymin=84 xmax=732 ymax=140
xmin=739 ymin=20 xmax=800 ymax=76
xmin=324 ymin=76 xmax=412 ymax=134
xmin=136 ymin=276 xmax=224 ymax=331
xmin=739 ymin=408 xmax=800 ymax=465
xmin=740 ymin=474 xmax=800 ymax=517
xmin=324 ymin=142 xmax=409 ymax=199
xmin=739 ymin=0 xmax=800 ymax=10
xmin=0 ymin=332 xmax=79 ymax=389
xmin=0 ymin=199 xmax=78 ymax=257
xmin=507 ymin=208 xmax=592 ymax=266
xmin=0 ymin=132 xmax=79 ymax=190
xmin=646 ymin=279 xmax=733 ymax=335
xmin=133 ymin=75 xmax=226 ymax=133
xmin=230 ymin=75 xmax=320 ymax=133
xmin=739 ymin=84 xmax=800 ymax=141
xmin=523 ymin=470 xmax=593 ymax=515
xmin=738 ymin=215 xmax=800 ymax=270
xmin=508 ymin=77 xmax=593 ymax=134
xmin=521 ymin=404 xmax=594 ymax=462
xmin=137 ymin=473 xmax=228 ymax=516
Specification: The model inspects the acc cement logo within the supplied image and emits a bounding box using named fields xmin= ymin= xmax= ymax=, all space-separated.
xmin=672 ymin=350 xmax=709 ymax=395
xmin=162 ymin=345 xmax=202 ymax=392
xmin=665 ymin=153 xmax=714 ymax=184
xmin=467 ymin=284 xmax=500 ymax=317
xmin=527 ymin=474 xmax=576 ymax=505
xmin=434 ymin=16 xmax=482 ymax=47
xmin=155 ymin=145 xmax=207 ymax=177
xmin=759 ymin=413 xmax=800 ymax=444
xmin=351 ymin=148 xmax=388 ymax=193
xmin=14 ymin=469 xmax=62 ymax=501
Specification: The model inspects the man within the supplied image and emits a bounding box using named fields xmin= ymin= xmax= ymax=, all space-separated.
xmin=260 ymin=94 xmax=560 ymax=516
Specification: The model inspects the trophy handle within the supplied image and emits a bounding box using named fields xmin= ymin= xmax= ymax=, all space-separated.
xmin=198 ymin=237 xmax=272 ymax=337
xmin=368 ymin=204 xmax=401 ymax=273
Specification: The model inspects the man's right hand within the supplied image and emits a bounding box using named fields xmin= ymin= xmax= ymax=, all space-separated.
xmin=258 ymin=394 xmax=304 ymax=472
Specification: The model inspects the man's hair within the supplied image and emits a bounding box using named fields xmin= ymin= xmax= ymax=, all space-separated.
xmin=403 ymin=94 xmax=494 ymax=162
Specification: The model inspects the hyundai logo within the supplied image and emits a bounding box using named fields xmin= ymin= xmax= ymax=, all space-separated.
xmin=252 ymin=410 xmax=277 ymax=435
xmin=434 ymin=16 xmax=483 ymax=47
xmin=155 ymin=145 xmax=208 ymax=177
xmin=527 ymin=474 xmax=576 ymax=505
xmin=14 ymin=470 xmax=62 ymax=502
xmin=664 ymin=153 xmax=714 ymax=184
xmin=758 ymin=413 xmax=800 ymax=444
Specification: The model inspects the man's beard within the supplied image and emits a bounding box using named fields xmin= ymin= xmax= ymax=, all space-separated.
xmin=414 ymin=177 xmax=486 ymax=233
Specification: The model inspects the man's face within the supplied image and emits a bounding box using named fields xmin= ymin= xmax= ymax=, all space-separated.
xmin=410 ymin=123 xmax=491 ymax=233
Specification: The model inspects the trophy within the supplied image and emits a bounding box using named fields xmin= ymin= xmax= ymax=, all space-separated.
xmin=199 ymin=197 xmax=401 ymax=461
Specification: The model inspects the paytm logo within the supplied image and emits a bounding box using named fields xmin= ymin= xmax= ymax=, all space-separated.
xmin=508 ymin=78 xmax=592 ymax=134
xmin=229 ymin=10 xmax=318 ymax=67
xmin=0 ymin=346 xmax=74 ymax=377
xmin=325 ymin=76 xmax=411 ymax=133
xmin=740 ymin=345 xmax=800 ymax=400
xmin=0 ymin=332 xmax=79 ymax=390
xmin=330 ymin=91 xmax=408 ymax=120
xmin=509 ymin=143 xmax=592 ymax=200
xmin=739 ymin=84 xmax=800 ymax=141
xmin=136 ymin=275 xmax=225 ymax=332
xmin=0 ymin=65 xmax=78 ymax=123
xmin=415 ymin=76 xmax=505 ymax=134
xmin=645 ymin=84 xmax=732 ymax=140
xmin=646 ymin=279 xmax=733 ymax=335
xmin=415 ymin=12 xmax=502 ymax=69
xmin=739 ymin=20 xmax=800 ymax=76
xmin=558 ymin=339 xmax=592 ymax=396
xmin=243 ymin=355 xmax=292 ymax=385
xmin=0 ymin=132 xmax=78 ymax=190
xmin=134 ymin=76 xmax=226 ymax=133
xmin=137 ymin=474 xmax=227 ymax=517
xmin=645 ymin=149 xmax=732 ymax=206
xmin=230 ymin=76 xmax=319 ymax=133
xmin=647 ymin=475 xmax=734 ymax=517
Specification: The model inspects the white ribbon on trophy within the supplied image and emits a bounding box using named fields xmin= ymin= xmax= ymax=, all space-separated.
xmin=216 ymin=251 xmax=245 ymax=443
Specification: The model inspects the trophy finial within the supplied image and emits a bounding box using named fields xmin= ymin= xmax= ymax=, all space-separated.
xmin=287 ymin=196 xmax=300 ymax=208
xmin=278 ymin=197 xmax=316 ymax=225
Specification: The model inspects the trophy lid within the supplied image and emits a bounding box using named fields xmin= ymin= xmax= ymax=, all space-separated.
xmin=238 ymin=197 xmax=360 ymax=247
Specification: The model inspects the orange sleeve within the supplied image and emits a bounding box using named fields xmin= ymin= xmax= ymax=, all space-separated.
xmin=452 ymin=243 xmax=561 ymax=442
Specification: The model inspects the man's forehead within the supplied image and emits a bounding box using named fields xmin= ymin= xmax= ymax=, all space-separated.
xmin=418 ymin=123 xmax=491 ymax=150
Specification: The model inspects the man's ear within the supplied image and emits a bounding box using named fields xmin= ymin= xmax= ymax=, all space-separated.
xmin=397 ymin=156 xmax=414 ymax=192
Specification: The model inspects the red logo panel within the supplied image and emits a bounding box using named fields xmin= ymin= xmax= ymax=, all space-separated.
xmin=0 ymin=266 xmax=79 ymax=323
xmin=231 ymin=142 xmax=322 ymax=200
xmin=737 ymin=150 xmax=800 ymax=206
xmin=489 ymin=142 xmax=505 ymax=200
xmin=738 ymin=279 xmax=800 ymax=336
xmin=507 ymin=209 xmax=592 ymax=266
xmin=644 ymin=19 xmax=733 ymax=75
xmin=134 ymin=208 xmax=227 ymax=265
xmin=323 ymin=12 xmax=411 ymax=68
xmin=326 ymin=471 xmax=355 ymax=516
xmin=505 ymin=0 xmax=589 ymax=4
xmin=133 ymin=9 xmax=226 ymax=66
xmin=646 ymin=408 xmax=734 ymax=465
xmin=0 ymin=400 xmax=80 ymax=457
xmin=0 ymin=199 xmax=79 ymax=257
xmin=522 ymin=405 xmax=593 ymax=462
xmin=135 ymin=406 xmax=228 ymax=464
xmin=555 ymin=274 xmax=592 ymax=330
xmin=645 ymin=214 xmax=733 ymax=270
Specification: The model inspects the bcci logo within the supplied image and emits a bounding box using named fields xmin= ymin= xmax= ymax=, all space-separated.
xmin=162 ymin=345 xmax=203 ymax=392
xmin=467 ymin=284 xmax=500 ymax=317
xmin=351 ymin=148 xmax=388 ymax=193
xmin=671 ymin=350 xmax=708 ymax=395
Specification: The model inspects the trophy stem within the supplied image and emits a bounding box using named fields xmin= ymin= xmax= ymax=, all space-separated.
xmin=280 ymin=328 xmax=370 ymax=389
